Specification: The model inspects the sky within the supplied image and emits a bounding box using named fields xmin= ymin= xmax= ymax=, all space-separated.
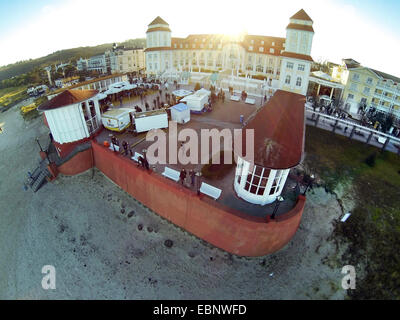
xmin=0 ymin=0 xmax=400 ymax=76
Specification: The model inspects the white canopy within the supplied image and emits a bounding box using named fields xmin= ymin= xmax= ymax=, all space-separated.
xmin=97 ymin=93 xmax=108 ymax=100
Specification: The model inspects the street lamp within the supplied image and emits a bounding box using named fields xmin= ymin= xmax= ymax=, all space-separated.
xmin=303 ymin=174 xmax=315 ymax=195
xmin=271 ymin=195 xmax=284 ymax=220
xmin=196 ymin=172 xmax=202 ymax=195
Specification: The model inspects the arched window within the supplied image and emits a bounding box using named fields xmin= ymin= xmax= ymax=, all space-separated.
xmin=296 ymin=77 xmax=302 ymax=87
xmin=285 ymin=75 xmax=291 ymax=85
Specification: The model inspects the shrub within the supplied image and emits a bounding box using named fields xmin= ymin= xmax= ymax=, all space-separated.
xmin=365 ymin=153 xmax=377 ymax=167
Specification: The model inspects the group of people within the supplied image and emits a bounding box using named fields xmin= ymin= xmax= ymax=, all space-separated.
xmin=311 ymin=100 xmax=349 ymax=120
xmin=179 ymin=168 xmax=196 ymax=187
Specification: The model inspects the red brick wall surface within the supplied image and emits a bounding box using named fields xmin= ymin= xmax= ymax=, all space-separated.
xmin=91 ymin=141 xmax=306 ymax=257
xmin=57 ymin=148 xmax=93 ymax=176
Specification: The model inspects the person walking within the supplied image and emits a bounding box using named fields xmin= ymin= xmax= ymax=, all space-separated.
xmin=179 ymin=168 xmax=187 ymax=185
xmin=189 ymin=169 xmax=195 ymax=186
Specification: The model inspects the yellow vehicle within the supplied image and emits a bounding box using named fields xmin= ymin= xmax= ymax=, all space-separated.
xmin=21 ymin=103 xmax=37 ymax=114
xmin=101 ymin=108 xmax=134 ymax=132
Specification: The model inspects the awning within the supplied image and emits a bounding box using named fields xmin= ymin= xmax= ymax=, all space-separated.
xmin=170 ymin=103 xmax=189 ymax=112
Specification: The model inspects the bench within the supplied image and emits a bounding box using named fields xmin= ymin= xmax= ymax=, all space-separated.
xmin=377 ymin=136 xmax=387 ymax=144
xmin=230 ymin=95 xmax=240 ymax=101
xmin=131 ymin=152 xmax=143 ymax=162
xmin=245 ymin=97 xmax=255 ymax=105
xmin=162 ymin=166 xmax=180 ymax=182
xmin=109 ymin=143 xmax=120 ymax=152
xmin=199 ymin=182 xmax=222 ymax=200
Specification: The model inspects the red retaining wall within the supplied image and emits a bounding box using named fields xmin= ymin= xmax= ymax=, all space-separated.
xmin=91 ymin=141 xmax=305 ymax=257
xmin=57 ymin=148 xmax=94 ymax=176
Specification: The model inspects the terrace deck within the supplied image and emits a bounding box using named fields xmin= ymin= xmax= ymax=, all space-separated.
xmin=95 ymin=97 xmax=299 ymax=218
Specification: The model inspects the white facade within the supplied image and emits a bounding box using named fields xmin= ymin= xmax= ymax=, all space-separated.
xmin=234 ymin=157 xmax=290 ymax=205
xmin=88 ymin=54 xmax=107 ymax=74
xmin=77 ymin=57 xmax=88 ymax=71
xmin=145 ymin=10 xmax=314 ymax=97
xmin=279 ymin=57 xmax=312 ymax=96
xmin=44 ymin=97 xmax=101 ymax=144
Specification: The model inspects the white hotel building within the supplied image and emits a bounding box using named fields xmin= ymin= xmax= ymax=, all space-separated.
xmin=145 ymin=9 xmax=314 ymax=96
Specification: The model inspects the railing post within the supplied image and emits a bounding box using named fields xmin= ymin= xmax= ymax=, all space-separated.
xmin=366 ymin=131 xmax=374 ymax=144
xmin=315 ymin=114 xmax=320 ymax=126
xmin=381 ymin=137 xmax=390 ymax=152
xmin=349 ymin=125 xmax=356 ymax=139
xmin=332 ymin=119 xmax=338 ymax=133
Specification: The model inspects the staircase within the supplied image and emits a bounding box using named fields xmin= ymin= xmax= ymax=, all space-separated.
xmin=26 ymin=158 xmax=51 ymax=192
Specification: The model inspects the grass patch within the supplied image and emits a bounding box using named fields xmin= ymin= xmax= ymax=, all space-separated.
xmin=305 ymin=125 xmax=400 ymax=299
xmin=201 ymin=151 xmax=235 ymax=180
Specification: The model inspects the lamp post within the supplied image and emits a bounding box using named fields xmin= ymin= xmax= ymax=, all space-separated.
xmin=36 ymin=138 xmax=43 ymax=152
xmin=303 ymin=174 xmax=315 ymax=195
xmin=271 ymin=195 xmax=284 ymax=220
xmin=196 ymin=172 xmax=202 ymax=195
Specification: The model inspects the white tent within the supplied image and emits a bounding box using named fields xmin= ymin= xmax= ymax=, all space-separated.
xmin=170 ymin=103 xmax=190 ymax=124
xmin=180 ymin=89 xmax=210 ymax=112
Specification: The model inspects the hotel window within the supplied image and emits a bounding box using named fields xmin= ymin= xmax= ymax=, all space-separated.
xmin=261 ymin=41 xmax=264 ymax=45
xmin=270 ymin=48 xmax=274 ymax=53
xmin=259 ymin=47 xmax=264 ymax=52
xmin=352 ymin=73 xmax=360 ymax=81
xmin=192 ymin=44 xmax=196 ymax=48
xmin=186 ymin=44 xmax=189 ymax=48
xmin=298 ymin=64 xmax=305 ymax=71
xmin=200 ymin=44 xmax=203 ymax=48
xmin=209 ymin=43 xmax=213 ymax=48
xmin=174 ymin=44 xmax=177 ymax=48
xmin=348 ymin=93 xmax=354 ymax=100
xmin=287 ymin=62 xmax=294 ymax=69
xmin=367 ymin=77 xmax=373 ymax=85
xmin=202 ymin=38 xmax=205 ymax=42
xmin=249 ymin=46 xmax=253 ymax=51
xmin=180 ymin=44 xmax=183 ymax=48
xmin=296 ymin=77 xmax=302 ymax=87
xmin=272 ymin=42 xmax=275 ymax=46
xmin=285 ymin=75 xmax=291 ymax=85
xmin=251 ymin=40 xmax=254 ymax=44
xmin=361 ymin=97 xmax=367 ymax=104
xmin=363 ymin=87 xmax=370 ymax=95
xmin=149 ymin=63 xmax=152 ymax=70
xmin=218 ymin=44 xmax=222 ymax=49
xmin=256 ymin=65 xmax=263 ymax=72
xmin=350 ymin=83 xmax=357 ymax=91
